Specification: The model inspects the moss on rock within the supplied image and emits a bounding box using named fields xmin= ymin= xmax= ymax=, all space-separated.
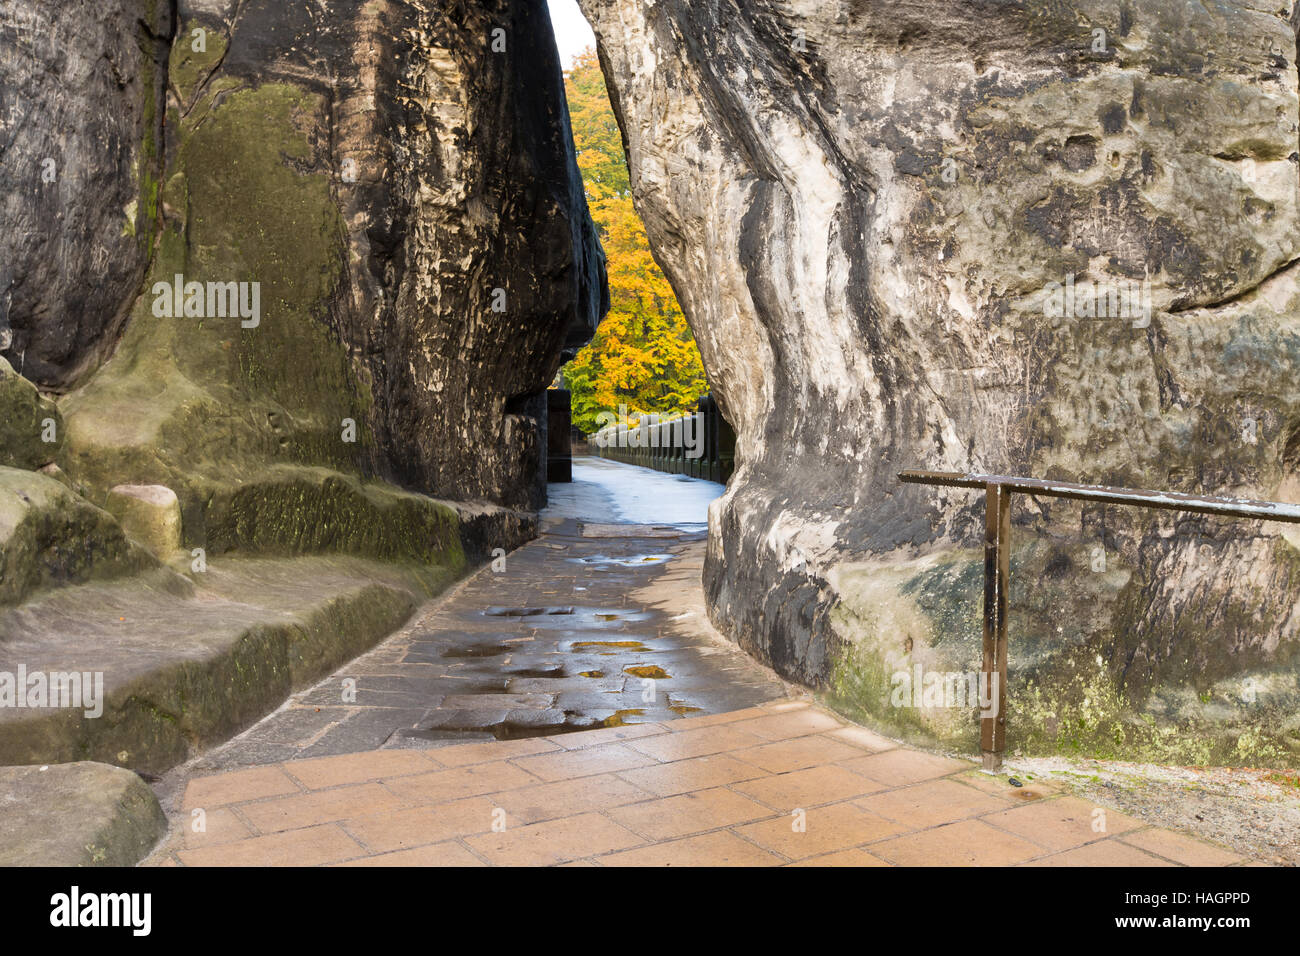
xmin=0 ymin=359 xmax=63 ymax=471
xmin=58 ymin=82 xmax=398 ymax=559
xmin=0 ymin=467 xmax=157 ymax=606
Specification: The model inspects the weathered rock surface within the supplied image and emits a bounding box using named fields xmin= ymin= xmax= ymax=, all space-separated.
xmin=0 ymin=357 xmax=62 ymax=470
xmin=582 ymin=0 xmax=1300 ymax=762
xmin=0 ymin=0 xmax=167 ymax=387
xmin=3 ymin=0 xmax=607 ymax=525
xmin=0 ymin=762 xmax=166 ymax=866
xmin=0 ymin=467 xmax=157 ymax=607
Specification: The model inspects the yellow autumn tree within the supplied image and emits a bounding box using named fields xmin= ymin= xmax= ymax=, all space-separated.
xmin=561 ymin=49 xmax=708 ymax=434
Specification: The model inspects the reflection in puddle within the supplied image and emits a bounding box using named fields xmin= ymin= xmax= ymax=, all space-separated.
xmin=570 ymin=554 xmax=673 ymax=568
xmin=484 ymin=606 xmax=575 ymax=617
xmin=571 ymin=640 xmax=647 ymax=651
xmin=603 ymin=709 xmax=646 ymax=727
xmin=624 ymin=665 xmax=671 ymax=680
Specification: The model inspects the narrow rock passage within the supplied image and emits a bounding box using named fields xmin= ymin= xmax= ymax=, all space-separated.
xmin=145 ymin=463 xmax=1253 ymax=867
xmin=155 ymin=459 xmax=787 ymax=793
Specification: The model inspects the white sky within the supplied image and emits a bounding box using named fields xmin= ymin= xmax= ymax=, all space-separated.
xmin=547 ymin=0 xmax=597 ymax=68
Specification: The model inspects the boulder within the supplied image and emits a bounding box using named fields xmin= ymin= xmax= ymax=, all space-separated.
xmin=0 ymin=762 xmax=166 ymax=866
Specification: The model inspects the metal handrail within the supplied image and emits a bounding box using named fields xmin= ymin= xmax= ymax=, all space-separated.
xmin=898 ymin=469 xmax=1300 ymax=770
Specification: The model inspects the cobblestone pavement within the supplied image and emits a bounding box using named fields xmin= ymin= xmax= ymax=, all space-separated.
xmin=151 ymin=699 xmax=1252 ymax=866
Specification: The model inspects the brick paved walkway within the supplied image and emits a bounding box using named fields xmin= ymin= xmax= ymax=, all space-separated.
xmin=154 ymin=699 xmax=1248 ymax=866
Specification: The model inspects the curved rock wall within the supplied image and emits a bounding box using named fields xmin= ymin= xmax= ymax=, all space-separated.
xmin=580 ymin=0 xmax=1300 ymax=762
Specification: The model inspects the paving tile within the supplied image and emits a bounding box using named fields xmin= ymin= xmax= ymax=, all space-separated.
xmin=331 ymin=842 xmax=485 ymax=867
xmin=169 ymin=699 xmax=1239 ymax=868
xmin=759 ymin=700 xmax=812 ymax=712
xmin=825 ymin=726 xmax=900 ymax=753
xmin=736 ymin=801 xmax=910 ymax=859
xmin=734 ymin=765 xmax=885 ymax=810
xmin=340 ymin=797 xmax=499 ymax=853
xmin=788 ymin=847 xmax=892 ymax=867
xmin=183 ymin=765 xmax=300 ymax=810
xmin=241 ymin=783 xmax=409 ymax=834
xmin=617 ymin=753 xmax=771 ymax=797
xmin=607 ymin=787 xmax=773 ymax=841
xmin=181 ymin=808 xmax=253 ymax=849
xmin=491 ymin=773 xmax=652 ymax=825
xmin=541 ymin=722 xmax=668 ymax=749
xmin=729 ymin=708 xmax=844 ymax=741
xmin=178 ymin=824 xmax=365 ymax=867
xmin=466 ymin=812 xmax=643 ymax=865
xmin=510 ymin=743 xmax=657 ymax=782
xmin=871 ymin=819 xmax=1042 ymax=866
xmin=1117 ymin=828 xmax=1242 ymax=866
xmin=1023 ymin=841 xmax=1176 ymax=867
xmin=661 ymin=707 xmax=769 ymax=732
xmin=597 ymin=830 xmax=783 ymax=867
xmin=841 ymin=749 xmax=972 ymax=787
xmin=983 ymin=796 xmax=1143 ymax=852
xmin=624 ymin=724 xmax=766 ymax=762
xmin=854 ymin=778 xmax=1011 ymax=828
xmin=731 ymin=735 xmax=863 ymax=773
xmin=282 ymin=750 xmax=441 ymax=789
xmin=383 ymin=762 xmax=540 ymax=804
xmin=425 ymin=737 xmax=562 ymax=768
xmin=957 ymin=769 xmax=1059 ymax=800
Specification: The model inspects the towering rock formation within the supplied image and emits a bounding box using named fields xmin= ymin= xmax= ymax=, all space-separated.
xmin=581 ymin=0 xmax=1300 ymax=762
xmin=1 ymin=0 xmax=606 ymax=522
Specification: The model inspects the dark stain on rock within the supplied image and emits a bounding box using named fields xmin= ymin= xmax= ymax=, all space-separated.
xmin=1100 ymin=104 xmax=1127 ymax=135
xmin=1062 ymin=135 xmax=1099 ymax=171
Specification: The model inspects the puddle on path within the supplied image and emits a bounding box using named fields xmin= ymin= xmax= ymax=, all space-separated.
xmin=570 ymin=554 xmax=673 ymax=568
xmin=441 ymin=643 xmax=511 ymax=658
xmin=485 ymin=606 xmax=575 ymax=617
xmin=624 ymin=664 xmax=672 ymax=680
xmin=603 ymin=709 xmax=646 ymax=727
xmin=570 ymin=640 xmax=648 ymax=652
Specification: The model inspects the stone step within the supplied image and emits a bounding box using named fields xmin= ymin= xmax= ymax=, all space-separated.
xmin=0 ymin=555 xmax=454 ymax=774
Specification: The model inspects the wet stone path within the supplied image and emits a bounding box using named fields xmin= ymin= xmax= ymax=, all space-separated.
xmin=169 ymin=517 xmax=787 ymax=781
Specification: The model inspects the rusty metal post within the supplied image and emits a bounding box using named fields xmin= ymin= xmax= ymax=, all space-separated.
xmin=981 ymin=483 xmax=1010 ymax=770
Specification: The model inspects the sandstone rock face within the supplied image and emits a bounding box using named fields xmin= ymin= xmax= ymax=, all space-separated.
xmin=2 ymin=0 xmax=606 ymax=521
xmin=581 ymin=0 xmax=1300 ymax=762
